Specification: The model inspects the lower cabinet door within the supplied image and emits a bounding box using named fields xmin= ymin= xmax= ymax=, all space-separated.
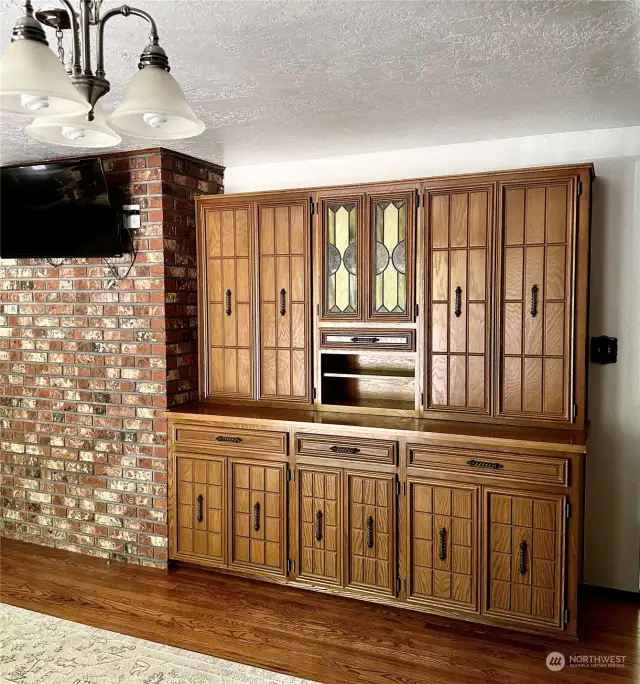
xmin=230 ymin=459 xmax=287 ymax=576
xmin=346 ymin=471 xmax=396 ymax=597
xmin=407 ymin=478 xmax=479 ymax=613
xmin=176 ymin=455 xmax=227 ymax=565
xmin=297 ymin=466 xmax=342 ymax=585
xmin=483 ymin=487 xmax=566 ymax=629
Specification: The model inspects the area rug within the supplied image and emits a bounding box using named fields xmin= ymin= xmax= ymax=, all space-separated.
xmin=0 ymin=603 xmax=318 ymax=684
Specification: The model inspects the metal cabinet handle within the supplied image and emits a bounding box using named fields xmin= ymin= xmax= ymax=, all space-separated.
xmin=225 ymin=289 xmax=232 ymax=316
xmin=519 ymin=540 xmax=527 ymax=575
xmin=196 ymin=494 xmax=204 ymax=523
xmin=366 ymin=516 xmax=374 ymax=549
xmin=216 ymin=435 xmax=242 ymax=443
xmin=279 ymin=288 xmax=287 ymax=316
xmin=530 ymin=284 xmax=539 ymax=317
xmin=315 ymin=510 xmax=323 ymax=542
xmin=454 ymin=285 xmax=463 ymax=317
xmin=466 ymin=459 xmax=504 ymax=470
xmin=330 ymin=445 xmax=360 ymax=454
xmin=439 ymin=527 xmax=447 ymax=561
xmin=350 ymin=336 xmax=380 ymax=344
xmin=253 ymin=502 xmax=261 ymax=532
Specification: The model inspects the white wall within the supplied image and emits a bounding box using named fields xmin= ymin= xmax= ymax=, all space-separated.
xmin=226 ymin=127 xmax=640 ymax=592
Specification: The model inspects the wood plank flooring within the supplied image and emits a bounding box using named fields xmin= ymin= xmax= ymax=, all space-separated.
xmin=0 ymin=538 xmax=637 ymax=684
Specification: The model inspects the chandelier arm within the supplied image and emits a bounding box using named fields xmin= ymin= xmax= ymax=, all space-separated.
xmin=96 ymin=5 xmax=160 ymax=78
xmin=53 ymin=0 xmax=82 ymax=76
xmin=80 ymin=0 xmax=92 ymax=74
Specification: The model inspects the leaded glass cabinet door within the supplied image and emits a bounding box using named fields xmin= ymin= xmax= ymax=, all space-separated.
xmin=368 ymin=191 xmax=416 ymax=321
xmin=320 ymin=194 xmax=363 ymax=320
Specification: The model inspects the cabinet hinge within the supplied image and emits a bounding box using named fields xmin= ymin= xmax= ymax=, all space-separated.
xmin=316 ymin=303 xmax=320 ymax=316
xmin=572 ymin=403 xmax=578 ymax=421
xmin=564 ymin=608 xmax=569 ymax=625
xmin=421 ymin=392 xmax=424 ymax=406
xmin=566 ymin=502 xmax=572 ymax=519
xmin=316 ymin=202 xmax=320 ymax=214
xmin=402 ymin=481 xmax=406 ymax=496
xmin=414 ymin=303 xmax=419 ymax=318
xmin=395 ymin=480 xmax=400 ymax=496
xmin=576 ymin=180 xmax=582 ymax=197
xmin=287 ymin=559 xmax=295 ymax=573
xmin=313 ymin=387 xmax=317 ymax=400
xmin=287 ymin=468 xmax=295 ymax=483
xmin=415 ymin=193 xmax=420 ymax=209
xmin=396 ymin=577 xmax=402 ymax=594
xmin=310 ymin=198 xmax=315 ymax=216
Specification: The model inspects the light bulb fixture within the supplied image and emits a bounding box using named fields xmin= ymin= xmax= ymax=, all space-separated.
xmin=0 ymin=0 xmax=205 ymax=146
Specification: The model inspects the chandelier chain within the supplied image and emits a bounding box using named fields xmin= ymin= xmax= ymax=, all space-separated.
xmin=56 ymin=27 xmax=64 ymax=64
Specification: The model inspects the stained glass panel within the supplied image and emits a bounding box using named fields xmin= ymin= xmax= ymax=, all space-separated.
xmin=374 ymin=199 xmax=407 ymax=314
xmin=327 ymin=203 xmax=357 ymax=314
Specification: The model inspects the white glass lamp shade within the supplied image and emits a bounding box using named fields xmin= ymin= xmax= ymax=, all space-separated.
xmin=25 ymin=102 xmax=121 ymax=148
xmin=108 ymin=66 xmax=204 ymax=139
xmin=0 ymin=39 xmax=89 ymax=117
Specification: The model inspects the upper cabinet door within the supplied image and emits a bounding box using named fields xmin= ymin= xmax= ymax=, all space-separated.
xmin=320 ymin=194 xmax=364 ymax=320
xmin=367 ymin=191 xmax=416 ymax=321
xmin=257 ymin=198 xmax=313 ymax=403
xmin=202 ymin=204 xmax=255 ymax=399
xmin=425 ymin=184 xmax=493 ymax=415
xmin=497 ymin=178 xmax=577 ymax=424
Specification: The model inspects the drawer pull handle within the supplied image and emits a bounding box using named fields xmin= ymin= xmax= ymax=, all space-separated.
xmin=454 ymin=285 xmax=463 ymax=318
xmin=439 ymin=527 xmax=447 ymax=561
xmin=466 ymin=459 xmax=503 ymax=470
xmin=216 ymin=436 xmax=242 ymax=443
xmin=366 ymin=516 xmax=374 ymax=549
xmin=519 ymin=540 xmax=527 ymax=575
xmin=530 ymin=284 xmax=539 ymax=318
xmin=330 ymin=445 xmax=361 ymax=454
xmin=315 ymin=510 xmax=323 ymax=542
xmin=196 ymin=494 xmax=204 ymax=523
xmin=350 ymin=336 xmax=380 ymax=344
xmin=253 ymin=502 xmax=261 ymax=532
xmin=279 ymin=288 xmax=287 ymax=316
xmin=225 ymin=289 xmax=232 ymax=316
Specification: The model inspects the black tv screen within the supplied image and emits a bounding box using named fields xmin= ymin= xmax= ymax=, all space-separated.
xmin=0 ymin=159 xmax=121 ymax=258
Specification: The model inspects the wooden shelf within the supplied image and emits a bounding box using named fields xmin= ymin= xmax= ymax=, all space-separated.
xmin=321 ymin=397 xmax=416 ymax=413
xmin=323 ymin=369 xmax=415 ymax=380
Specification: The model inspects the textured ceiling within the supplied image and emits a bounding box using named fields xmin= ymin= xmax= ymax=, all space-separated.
xmin=1 ymin=0 xmax=639 ymax=167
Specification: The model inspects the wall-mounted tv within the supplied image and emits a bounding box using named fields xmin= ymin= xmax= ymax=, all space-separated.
xmin=0 ymin=158 xmax=121 ymax=258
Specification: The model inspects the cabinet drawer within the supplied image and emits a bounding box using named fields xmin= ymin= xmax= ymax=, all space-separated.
xmin=174 ymin=424 xmax=288 ymax=456
xmin=408 ymin=444 xmax=568 ymax=487
xmin=296 ymin=432 xmax=397 ymax=465
xmin=320 ymin=329 xmax=415 ymax=351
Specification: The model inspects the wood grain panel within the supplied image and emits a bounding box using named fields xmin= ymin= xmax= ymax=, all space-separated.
xmin=177 ymin=455 xmax=226 ymax=565
xmin=408 ymin=479 xmax=478 ymax=612
xmin=298 ymin=467 xmax=342 ymax=585
xmin=425 ymin=185 xmax=493 ymax=415
xmin=483 ymin=488 xmax=565 ymax=629
xmin=346 ymin=471 xmax=396 ymax=597
xmin=231 ymin=459 xmax=286 ymax=576
xmin=258 ymin=199 xmax=312 ymax=403
xmin=204 ymin=206 xmax=254 ymax=399
xmin=498 ymin=179 xmax=576 ymax=423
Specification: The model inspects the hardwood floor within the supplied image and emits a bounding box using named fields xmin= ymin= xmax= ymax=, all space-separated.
xmin=0 ymin=538 xmax=637 ymax=684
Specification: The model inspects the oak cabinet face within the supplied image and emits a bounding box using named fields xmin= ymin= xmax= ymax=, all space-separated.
xmin=425 ymin=185 xmax=493 ymax=414
xmin=407 ymin=479 xmax=479 ymax=613
xmin=176 ymin=455 xmax=227 ymax=565
xmin=257 ymin=199 xmax=312 ymax=403
xmin=230 ymin=459 xmax=287 ymax=576
xmin=203 ymin=205 xmax=254 ymax=399
xmin=497 ymin=179 xmax=576 ymax=424
xmin=297 ymin=466 xmax=342 ymax=585
xmin=483 ymin=488 xmax=565 ymax=629
xmin=345 ymin=471 xmax=396 ymax=597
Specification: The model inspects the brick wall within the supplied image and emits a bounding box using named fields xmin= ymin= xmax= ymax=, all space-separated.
xmin=0 ymin=148 xmax=223 ymax=567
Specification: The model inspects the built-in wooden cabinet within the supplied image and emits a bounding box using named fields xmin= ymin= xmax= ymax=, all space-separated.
xmin=182 ymin=162 xmax=591 ymax=639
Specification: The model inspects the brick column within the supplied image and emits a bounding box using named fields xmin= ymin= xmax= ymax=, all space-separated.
xmin=0 ymin=148 xmax=223 ymax=567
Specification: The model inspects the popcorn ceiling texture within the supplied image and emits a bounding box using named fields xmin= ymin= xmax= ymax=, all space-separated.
xmin=0 ymin=149 xmax=223 ymax=567
xmin=1 ymin=0 xmax=639 ymax=166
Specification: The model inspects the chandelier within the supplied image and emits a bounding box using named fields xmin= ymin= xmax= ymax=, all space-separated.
xmin=0 ymin=0 xmax=205 ymax=148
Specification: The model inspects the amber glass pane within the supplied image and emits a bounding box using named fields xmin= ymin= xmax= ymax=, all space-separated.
xmin=327 ymin=203 xmax=357 ymax=314
xmin=374 ymin=200 xmax=407 ymax=314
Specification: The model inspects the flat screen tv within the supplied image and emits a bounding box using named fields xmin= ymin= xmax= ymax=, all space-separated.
xmin=0 ymin=159 xmax=122 ymax=258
